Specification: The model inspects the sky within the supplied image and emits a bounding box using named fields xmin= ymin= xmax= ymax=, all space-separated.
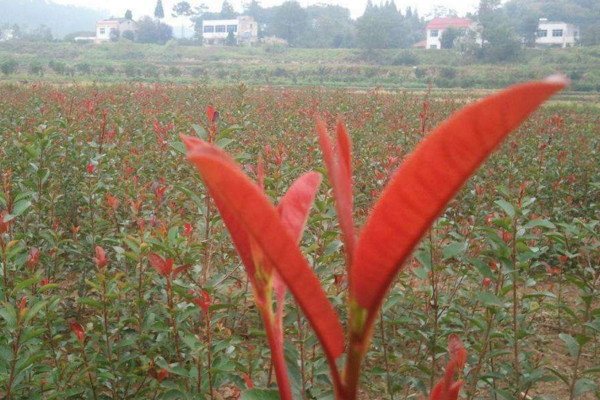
xmin=52 ymin=0 xmax=481 ymax=22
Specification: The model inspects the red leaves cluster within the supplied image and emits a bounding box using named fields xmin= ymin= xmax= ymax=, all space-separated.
xmin=69 ymin=319 xmax=85 ymax=344
xmin=93 ymin=246 xmax=108 ymax=269
xmin=429 ymin=335 xmax=467 ymax=400
xmin=148 ymin=254 xmax=189 ymax=278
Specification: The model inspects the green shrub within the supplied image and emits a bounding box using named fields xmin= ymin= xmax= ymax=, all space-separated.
xmin=392 ymin=51 xmax=419 ymax=66
xmin=48 ymin=60 xmax=67 ymax=75
xmin=28 ymin=61 xmax=44 ymax=76
xmin=1 ymin=58 xmax=18 ymax=75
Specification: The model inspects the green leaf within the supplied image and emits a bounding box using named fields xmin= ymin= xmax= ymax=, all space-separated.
xmin=4 ymin=200 xmax=32 ymax=222
xmin=546 ymin=367 xmax=570 ymax=385
xmin=0 ymin=304 xmax=17 ymax=329
xmin=495 ymin=199 xmax=515 ymax=218
xmin=24 ymin=300 xmax=48 ymax=324
xmin=217 ymin=124 xmax=242 ymax=140
xmin=523 ymin=291 xmax=556 ymax=299
xmin=216 ymin=137 xmax=234 ymax=149
xmin=77 ymin=297 xmax=103 ymax=310
xmin=442 ymin=241 xmax=465 ymax=260
xmin=15 ymin=277 xmax=40 ymax=292
xmin=241 ymin=389 xmax=281 ymax=400
xmin=582 ymin=366 xmax=600 ymax=375
xmin=178 ymin=185 xmax=204 ymax=209
xmin=477 ymin=292 xmax=506 ymax=308
xmin=192 ymin=124 xmax=207 ymax=140
xmin=523 ymin=219 xmax=555 ymax=230
xmin=573 ymin=378 xmax=596 ymax=397
xmin=559 ymin=333 xmax=579 ymax=358
xmin=170 ymin=140 xmax=187 ymax=155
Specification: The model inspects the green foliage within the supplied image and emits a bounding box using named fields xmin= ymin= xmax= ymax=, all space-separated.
xmin=272 ymin=1 xmax=308 ymax=46
xmin=154 ymin=0 xmax=165 ymax=19
xmin=226 ymin=31 xmax=236 ymax=46
xmin=121 ymin=30 xmax=135 ymax=41
xmin=28 ymin=60 xmax=44 ymax=76
xmin=0 ymin=58 xmax=18 ymax=75
xmin=137 ymin=16 xmax=173 ymax=45
xmin=356 ymin=1 xmax=423 ymax=49
xmin=440 ymin=27 xmax=461 ymax=49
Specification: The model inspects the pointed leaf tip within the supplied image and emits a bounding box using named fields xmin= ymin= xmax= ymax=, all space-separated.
xmin=351 ymin=79 xmax=567 ymax=312
xmin=180 ymin=134 xmax=205 ymax=151
xmin=316 ymin=117 xmax=356 ymax=267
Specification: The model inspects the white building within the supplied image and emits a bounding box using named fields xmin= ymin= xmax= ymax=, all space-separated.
xmin=202 ymin=16 xmax=258 ymax=45
xmin=536 ymin=19 xmax=579 ymax=48
xmin=95 ymin=18 xmax=138 ymax=43
xmin=426 ymin=17 xmax=474 ymax=50
xmin=0 ymin=28 xmax=15 ymax=42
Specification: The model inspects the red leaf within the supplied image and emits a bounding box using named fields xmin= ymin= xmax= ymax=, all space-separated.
xmin=277 ymin=172 xmax=322 ymax=243
xmin=206 ymin=105 xmax=216 ymax=125
xmin=351 ymin=77 xmax=567 ymax=312
xmin=335 ymin=118 xmax=352 ymax=179
xmin=94 ymin=246 xmax=108 ymax=269
xmin=429 ymin=335 xmax=467 ymax=400
xmin=173 ymin=264 xmax=191 ymax=277
xmin=448 ymin=334 xmax=467 ymax=368
xmin=186 ymin=143 xmax=345 ymax=362
xmin=182 ymin=135 xmax=256 ymax=278
xmin=69 ymin=319 xmax=85 ymax=344
xmin=316 ymin=118 xmax=356 ymax=266
xmin=429 ymin=380 xmax=462 ymax=400
xmin=274 ymin=171 xmax=323 ymax=332
xmin=148 ymin=253 xmax=173 ymax=277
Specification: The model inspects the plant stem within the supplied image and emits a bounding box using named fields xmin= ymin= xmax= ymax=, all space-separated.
xmin=259 ymin=306 xmax=293 ymax=400
xmin=379 ymin=311 xmax=394 ymax=400
xmin=511 ymin=216 xmax=521 ymax=398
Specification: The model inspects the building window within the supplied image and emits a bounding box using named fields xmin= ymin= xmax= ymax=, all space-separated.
xmin=552 ymin=29 xmax=563 ymax=37
xmin=215 ymin=25 xmax=226 ymax=33
xmin=99 ymin=28 xmax=105 ymax=34
xmin=203 ymin=25 xmax=214 ymax=33
xmin=430 ymin=29 xmax=438 ymax=37
xmin=538 ymin=29 xmax=547 ymax=37
xmin=227 ymin=25 xmax=237 ymax=33
xmin=429 ymin=45 xmax=437 ymax=49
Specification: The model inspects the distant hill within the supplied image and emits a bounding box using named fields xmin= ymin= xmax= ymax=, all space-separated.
xmin=0 ymin=0 xmax=109 ymax=39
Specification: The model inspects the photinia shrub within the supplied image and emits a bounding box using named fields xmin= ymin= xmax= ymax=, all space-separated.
xmin=182 ymin=76 xmax=567 ymax=400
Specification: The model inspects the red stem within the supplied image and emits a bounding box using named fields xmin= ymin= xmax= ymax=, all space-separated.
xmin=259 ymin=305 xmax=293 ymax=400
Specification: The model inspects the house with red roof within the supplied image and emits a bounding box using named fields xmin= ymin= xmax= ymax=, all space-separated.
xmin=426 ymin=17 xmax=474 ymax=49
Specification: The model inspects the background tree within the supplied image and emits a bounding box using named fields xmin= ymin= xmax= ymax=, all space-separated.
xmin=121 ymin=30 xmax=135 ymax=41
xmin=356 ymin=1 xmax=409 ymax=49
xmin=22 ymin=25 xmax=53 ymax=42
xmin=300 ymin=5 xmax=355 ymax=48
xmin=272 ymin=1 xmax=308 ymax=46
xmin=172 ymin=1 xmax=192 ymax=18
xmin=226 ymin=30 xmax=236 ymax=46
xmin=137 ymin=16 xmax=172 ymax=44
xmin=0 ymin=59 xmax=18 ymax=76
xmin=219 ymin=1 xmax=237 ymax=19
xmin=124 ymin=9 xmax=133 ymax=20
xmin=172 ymin=1 xmax=194 ymax=39
xmin=154 ymin=0 xmax=165 ymax=19
xmin=440 ymin=27 xmax=460 ymax=49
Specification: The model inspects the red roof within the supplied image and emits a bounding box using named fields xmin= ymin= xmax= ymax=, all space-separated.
xmin=426 ymin=17 xmax=472 ymax=30
xmin=413 ymin=40 xmax=427 ymax=48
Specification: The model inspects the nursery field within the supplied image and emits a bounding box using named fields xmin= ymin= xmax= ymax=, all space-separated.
xmin=0 ymin=81 xmax=598 ymax=400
